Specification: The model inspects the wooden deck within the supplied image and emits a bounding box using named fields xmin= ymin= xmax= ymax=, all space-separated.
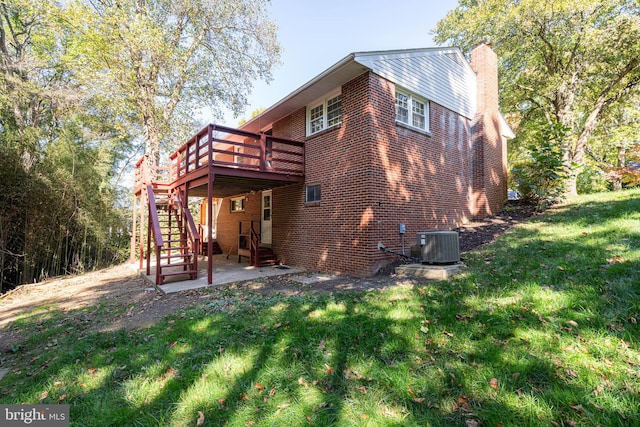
xmin=134 ymin=124 xmax=305 ymax=198
xmin=132 ymin=124 xmax=305 ymax=285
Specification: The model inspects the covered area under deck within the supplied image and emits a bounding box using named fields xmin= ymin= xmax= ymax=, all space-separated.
xmin=132 ymin=124 xmax=305 ymax=285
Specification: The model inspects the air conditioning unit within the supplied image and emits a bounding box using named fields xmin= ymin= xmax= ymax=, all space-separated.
xmin=417 ymin=231 xmax=460 ymax=264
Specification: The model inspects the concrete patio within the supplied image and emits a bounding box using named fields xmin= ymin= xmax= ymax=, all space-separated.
xmin=139 ymin=254 xmax=306 ymax=294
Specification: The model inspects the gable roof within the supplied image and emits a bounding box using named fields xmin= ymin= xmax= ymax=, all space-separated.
xmin=241 ymin=47 xmax=507 ymax=136
xmin=353 ymin=48 xmax=476 ymax=119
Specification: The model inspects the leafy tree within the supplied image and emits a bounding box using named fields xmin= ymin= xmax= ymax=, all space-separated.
xmin=434 ymin=0 xmax=640 ymax=196
xmin=1 ymin=0 xmax=131 ymax=290
xmin=67 ymin=0 xmax=281 ymax=165
xmin=583 ymin=96 xmax=640 ymax=190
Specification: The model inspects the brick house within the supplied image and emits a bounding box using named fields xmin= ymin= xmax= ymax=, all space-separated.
xmin=205 ymin=43 xmax=512 ymax=277
xmin=132 ymin=43 xmax=513 ymax=283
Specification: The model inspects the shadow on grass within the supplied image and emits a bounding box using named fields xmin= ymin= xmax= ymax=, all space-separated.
xmin=1 ymin=190 xmax=639 ymax=426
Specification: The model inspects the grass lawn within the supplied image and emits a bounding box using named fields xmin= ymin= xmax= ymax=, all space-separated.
xmin=1 ymin=189 xmax=639 ymax=426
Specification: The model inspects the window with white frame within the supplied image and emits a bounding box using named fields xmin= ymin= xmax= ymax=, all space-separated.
xmin=307 ymin=93 xmax=342 ymax=135
xmin=395 ymin=90 xmax=429 ymax=132
xmin=230 ymin=196 xmax=245 ymax=212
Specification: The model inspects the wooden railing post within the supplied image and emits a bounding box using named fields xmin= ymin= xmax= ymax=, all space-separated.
xmin=207 ymin=124 xmax=214 ymax=284
xmin=259 ymin=133 xmax=267 ymax=171
xmin=146 ymin=185 xmax=164 ymax=283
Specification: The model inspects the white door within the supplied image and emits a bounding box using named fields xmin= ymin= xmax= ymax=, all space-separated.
xmin=261 ymin=190 xmax=272 ymax=245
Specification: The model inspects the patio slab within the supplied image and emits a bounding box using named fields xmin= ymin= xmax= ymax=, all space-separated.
xmin=138 ymin=254 xmax=305 ymax=294
xmin=395 ymin=263 xmax=463 ymax=280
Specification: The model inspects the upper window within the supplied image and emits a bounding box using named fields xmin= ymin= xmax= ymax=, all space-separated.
xmin=395 ymin=90 xmax=429 ymax=132
xmin=307 ymin=93 xmax=342 ymax=135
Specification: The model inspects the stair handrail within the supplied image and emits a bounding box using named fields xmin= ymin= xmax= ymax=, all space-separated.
xmin=250 ymin=221 xmax=260 ymax=267
xmin=175 ymin=189 xmax=200 ymax=273
xmin=146 ymin=185 xmax=164 ymax=283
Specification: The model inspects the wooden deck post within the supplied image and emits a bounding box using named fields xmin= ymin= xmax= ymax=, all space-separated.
xmin=207 ymin=124 xmax=214 ymax=285
xmin=130 ymin=192 xmax=137 ymax=263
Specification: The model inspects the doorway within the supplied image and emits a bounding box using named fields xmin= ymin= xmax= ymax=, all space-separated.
xmin=261 ymin=190 xmax=272 ymax=246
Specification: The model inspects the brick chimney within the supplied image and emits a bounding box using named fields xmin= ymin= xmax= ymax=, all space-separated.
xmin=469 ymin=42 xmax=507 ymax=217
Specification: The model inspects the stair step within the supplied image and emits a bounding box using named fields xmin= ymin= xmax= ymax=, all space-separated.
xmin=160 ymin=254 xmax=193 ymax=261
xmin=160 ymin=270 xmax=197 ymax=278
xmin=158 ymin=260 xmax=194 ymax=267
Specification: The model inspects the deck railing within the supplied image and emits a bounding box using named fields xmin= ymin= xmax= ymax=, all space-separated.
xmin=134 ymin=154 xmax=170 ymax=192
xmin=168 ymin=124 xmax=305 ymax=183
xmin=135 ymin=124 xmax=304 ymax=190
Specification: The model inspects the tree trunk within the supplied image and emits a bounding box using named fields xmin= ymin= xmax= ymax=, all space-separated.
xmin=612 ymin=144 xmax=626 ymax=191
xmin=143 ymin=113 xmax=161 ymax=167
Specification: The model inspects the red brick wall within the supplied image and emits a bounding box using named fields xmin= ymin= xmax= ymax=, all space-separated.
xmin=273 ymin=73 xmax=377 ymax=275
xmin=214 ymin=194 xmax=261 ymax=257
xmin=470 ymin=43 xmax=507 ymax=216
xmin=273 ymin=72 xmax=487 ymax=276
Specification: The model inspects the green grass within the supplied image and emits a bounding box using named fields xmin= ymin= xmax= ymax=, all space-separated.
xmin=1 ymin=189 xmax=639 ymax=426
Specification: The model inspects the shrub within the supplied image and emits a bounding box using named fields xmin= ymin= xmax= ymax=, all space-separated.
xmin=511 ymin=124 xmax=569 ymax=207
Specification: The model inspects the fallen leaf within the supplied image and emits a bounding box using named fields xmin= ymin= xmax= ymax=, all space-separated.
xmin=318 ymin=340 xmax=326 ymax=350
xmin=58 ymin=394 xmax=67 ymax=402
xmin=567 ymin=320 xmax=579 ymax=327
xmin=566 ymin=368 xmax=579 ymax=378
xmin=39 ymin=391 xmax=49 ymax=402
xmin=196 ymin=411 xmax=205 ymax=427
xmin=512 ymin=372 xmax=520 ymax=379
xmin=324 ymin=367 xmax=334 ymax=375
xmin=269 ymin=388 xmax=276 ymax=398
xmin=607 ymin=255 xmax=624 ymax=264
xmin=412 ymin=397 xmax=426 ymax=404
xmin=306 ymin=415 xmax=313 ymax=424
xmin=218 ymin=398 xmax=226 ymax=405
xmin=298 ymin=376 xmax=309 ymax=387
xmin=53 ymin=381 xmax=64 ymax=387
xmin=255 ymin=382 xmax=265 ymax=391
xmin=490 ymin=378 xmax=499 ymax=390
xmin=343 ymin=368 xmax=363 ymax=380
xmin=465 ymin=419 xmax=479 ymax=427
xmin=594 ymin=384 xmax=604 ymax=396
xmin=357 ymin=386 xmax=367 ymax=393
xmin=240 ymin=393 xmax=250 ymax=401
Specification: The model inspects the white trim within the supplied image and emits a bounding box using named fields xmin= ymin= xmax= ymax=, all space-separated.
xmin=306 ymin=90 xmax=342 ymax=136
xmin=395 ymin=87 xmax=430 ymax=132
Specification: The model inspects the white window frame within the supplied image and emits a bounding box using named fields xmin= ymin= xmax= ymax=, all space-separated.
xmin=230 ymin=196 xmax=245 ymax=212
xmin=307 ymin=91 xmax=342 ymax=136
xmin=395 ymin=89 xmax=429 ymax=132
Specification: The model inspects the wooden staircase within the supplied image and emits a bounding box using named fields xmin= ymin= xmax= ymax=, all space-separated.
xmin=146 ymin=186 xmax=199 ymax=285
xmin=238 ymin=221 xmax=279 ymax=267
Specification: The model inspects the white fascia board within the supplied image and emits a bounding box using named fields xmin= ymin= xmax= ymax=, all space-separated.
xmin=241 ymin=54 xmax=368 ymax=133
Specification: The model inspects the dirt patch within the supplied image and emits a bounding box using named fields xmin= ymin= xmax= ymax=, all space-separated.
xmin=0 ymin=202 xmax=536 ymax=358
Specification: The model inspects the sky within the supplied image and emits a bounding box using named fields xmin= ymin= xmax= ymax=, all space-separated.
xmin=215 ymin=0 xmax=460 ymax=126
